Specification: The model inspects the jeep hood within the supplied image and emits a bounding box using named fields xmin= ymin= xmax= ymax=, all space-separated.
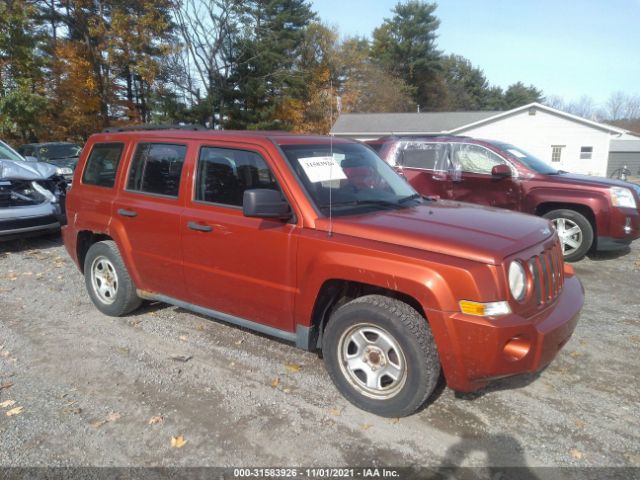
xmin=316 ymin=201 xmax=554 ymax=265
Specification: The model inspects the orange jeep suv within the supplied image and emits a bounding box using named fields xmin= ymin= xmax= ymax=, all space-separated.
xmin=62 ymin=127 xmax=583 ymax=417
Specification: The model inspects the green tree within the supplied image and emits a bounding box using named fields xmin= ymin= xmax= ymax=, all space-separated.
xmin=503 ymin=81 xmax=543 ymax=109
xmin=227 ymin=0 xmax=316 ymax=129
xmin=440 ymin=54 xmax=490 ymax=110
xmin=371 ymin=0 xmax=443 ymax=110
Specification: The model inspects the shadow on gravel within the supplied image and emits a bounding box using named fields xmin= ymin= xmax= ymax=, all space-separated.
xmin=435 ymin=433 xmax=539 ymax=479
xmin=586 ymin=246 xmax=631 ymax=261
xmin=0 ymin=232 xmax=63 ymax=254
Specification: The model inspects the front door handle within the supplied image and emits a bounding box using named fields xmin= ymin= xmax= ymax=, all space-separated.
xmin=187 ymin=221 xmax=213 ymax=232
xmin=117 ymin=208 xmax=137 ymax=217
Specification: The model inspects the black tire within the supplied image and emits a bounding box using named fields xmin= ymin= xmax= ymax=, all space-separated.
xmin=83 ymin=240 xmax=142 ymax=316
xmin=322 ymin=295 xmax=440 ymax=417
xmin=542 ymin=209 xmax=594 ymax=262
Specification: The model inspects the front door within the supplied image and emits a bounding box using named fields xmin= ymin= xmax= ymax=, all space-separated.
xmin=450 ymin=143 xmax=521 ymax=211
xmin=181 ymin=144 xmax=298 ymax=332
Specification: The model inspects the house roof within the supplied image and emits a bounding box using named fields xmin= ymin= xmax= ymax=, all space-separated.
xmin=331 ymin=102 xmax=632 ymax=137
xmin=330 ymin=111 xmax=501 ymax=135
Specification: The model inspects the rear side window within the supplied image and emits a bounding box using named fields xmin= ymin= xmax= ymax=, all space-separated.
xmin=127 ymin=143 xmax=186 ymax=197
xmin=400 ymin=142 xmax=451 ymax=171
xmin=195 ymin=147 xmax=279 ymax=207
xmin=82 ymin=143 xmax=124 ymax=187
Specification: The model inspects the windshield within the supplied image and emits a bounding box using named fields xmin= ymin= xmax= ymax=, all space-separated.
xmin=494 ymin=143 xmax=558 ymax=174
xmin=0 ymin=142 xmax=25 ymax=162
xmin=37 ymin=144 xmax=82 ymax=160
xmin=280 ymin=143 xmax=420 ymax=216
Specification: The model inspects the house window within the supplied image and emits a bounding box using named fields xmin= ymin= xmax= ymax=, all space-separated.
xmin=551 ymin=145 xmax=564 ymax=162
xmin=580 ymin=146 xmax=593 ymax=160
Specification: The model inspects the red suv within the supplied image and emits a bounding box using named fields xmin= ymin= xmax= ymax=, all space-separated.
xmin=370 ymin=136 xmax=640 ymax=261
xmin=62 ymin=128 xmax=583 ymax=417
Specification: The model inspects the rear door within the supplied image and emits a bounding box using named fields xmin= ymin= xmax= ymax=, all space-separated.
xmin=395 ymin=141 xmax=453 ymax=199
xmin=180 ymin=142 xmax=298 ymax=331
xmin=450 ymin=143 xmax=521 ymax=210
xmin=112 ymin=141 xmax=189 ymax=298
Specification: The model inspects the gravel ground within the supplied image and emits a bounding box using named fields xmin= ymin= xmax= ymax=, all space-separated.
xmin=0 ymin=234 xmax=638 ymax=474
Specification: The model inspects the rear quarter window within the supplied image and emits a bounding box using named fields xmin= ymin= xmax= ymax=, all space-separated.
xmin=82 ymin=143 xmax=124 ymax=188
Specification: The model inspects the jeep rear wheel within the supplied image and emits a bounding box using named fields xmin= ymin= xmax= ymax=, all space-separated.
xmin=84 ymin=240 xmax=142 ymax=316
xmin=543 ymin=209 xmax=593 ymax=262
xmin=322 ymin=295 xmax=440 ymax=417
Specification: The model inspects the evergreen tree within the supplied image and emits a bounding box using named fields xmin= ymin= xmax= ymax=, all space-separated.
xmin=503 ymin=81 xmax=543 ymax=109
xmin=371 ymin=1 xmax=444 ymax=110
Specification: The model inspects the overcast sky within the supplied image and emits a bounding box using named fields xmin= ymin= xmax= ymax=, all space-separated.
xmin=311 ymin=0 xmax=640 ymax=106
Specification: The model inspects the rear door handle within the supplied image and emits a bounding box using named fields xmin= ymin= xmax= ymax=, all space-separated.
xmin=117 ymin=208 xmax=137 ymax=217
xmin=187 ymin=221 xmax=213 ymax=232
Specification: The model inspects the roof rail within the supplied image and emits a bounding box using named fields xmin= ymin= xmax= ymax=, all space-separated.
xmin=102 ymin=124 xmax=207 ymax=133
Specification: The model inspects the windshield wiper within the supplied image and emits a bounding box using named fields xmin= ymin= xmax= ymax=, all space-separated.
xmin=324 ymin=199 xmax=400 ymax=209
xmin=397 ymin=193 xmax=422 ymax=204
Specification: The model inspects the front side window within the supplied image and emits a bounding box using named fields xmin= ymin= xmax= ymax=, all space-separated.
xmin=452 ymin=144 xmax=506 ymax=174
xmin=127 ymin=143 xmax=186 ymax=197
xmin=580 ymin=146 xmax=593 ymax=160
xmin=195 ymin=147 xmax=279 ymax=207
xmin=82 ymin=143 xmax=124 ymax=188
xmin=398 ymin=142 xmax=451 ymax=171
xmin=280 ymin=142 xmax=418 ymax=216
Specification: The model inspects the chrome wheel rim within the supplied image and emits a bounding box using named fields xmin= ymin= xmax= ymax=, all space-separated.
xmin=338 ymin=323 xmax=407 ymax=400
xmin=91 ymin=256 xmax=119 ymax=305
xmin=552 ymin=218 xmax=583 ymax=256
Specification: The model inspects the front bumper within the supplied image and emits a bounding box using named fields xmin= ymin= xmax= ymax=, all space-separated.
xmin=430 ymin=270 xmax=583 ymax=392
xmin=600 ymin=207 xmax=640 ymax=250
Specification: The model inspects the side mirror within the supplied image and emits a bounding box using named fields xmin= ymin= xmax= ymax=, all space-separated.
xmin=243 ymin=189 xmax=291 ymax=219
xmin=491 ymin=164 xmax=512 ymax=178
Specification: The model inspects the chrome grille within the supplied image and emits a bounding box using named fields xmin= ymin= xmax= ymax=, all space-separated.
xmin=528 ymin=241 xmax=564 ymax=306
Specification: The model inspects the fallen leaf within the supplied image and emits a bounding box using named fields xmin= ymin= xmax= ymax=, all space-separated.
xmin=283 ymin=388 xmax=291 ymax=393
xmin=0 ymin=382 xmax=13 ymax=390
xmin=575 ymin=419 xmax=585 ymax=429
xmin=105 ymin=412 xmax=121 ymax=422
xmin=569 ymin=351 xmax=580 ymax=358
xmin=361 ymin=423 xmax=373 ymax=431
xmin=148 ymin=415 xmax=163 ymax=425
xmin=329 ymin=407 xmax=342 ymax=417
xmin=91 ymin=420 xmax=107 ymax=429
xmin=387 ymin=418 xmax=400 ymax=424
xmin=0 ymin=400 xmax=16 ymax=408
xmin=235 ymin=339 xmax=245 ymax=345
xmin=570 ymin=448 xmax=583 ymax=460
xmin=285 ymin=363 xmax=301 ymax=374
xmin=169 ymin=355 xmax=192 ymax=362
xmin=6 ymin=406 xmax=23 ymax=416
xmin=63 ymin=407 xmax=82 ymax=415
xmin=179 ymin=335 xmax=188 ymax=342
xmin=171 ymin=435 xmax=187 ymax=448
xmin=270 ymin=377 xmax=280 ymax=388
xmin=196 ymin=324 xmax=205 ymax=331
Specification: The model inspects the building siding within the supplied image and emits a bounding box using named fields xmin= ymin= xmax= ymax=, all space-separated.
xmin=456 ymin=109 xmax=611 ymax=177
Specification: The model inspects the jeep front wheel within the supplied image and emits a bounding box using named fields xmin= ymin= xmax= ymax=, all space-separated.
xmin=84 ymin=240 xmax=142 ymax=316
xmin=322 ymin=295 xmax=440 ymax=417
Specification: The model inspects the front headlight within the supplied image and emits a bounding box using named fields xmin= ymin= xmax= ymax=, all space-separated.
xmin=610 ymin=186 xmax=637 ymax=209
xmin=509 ymin=261 xmax=526 ymax=302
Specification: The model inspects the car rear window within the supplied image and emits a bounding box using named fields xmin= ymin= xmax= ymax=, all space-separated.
xmin=82 ymin=143 xmax=124 ymax=188
xmin=127 ymin=143 xmax=186 ymax=197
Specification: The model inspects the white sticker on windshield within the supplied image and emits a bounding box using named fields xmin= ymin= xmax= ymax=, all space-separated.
xmin=507 ymin=149 xmax=526 ymax=158
xmin=299 ymin=156 xmax=347 ymax=183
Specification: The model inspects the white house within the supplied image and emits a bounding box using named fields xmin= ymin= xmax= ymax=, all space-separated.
xmin=330 ymin=103 xmax=640 ymax=177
